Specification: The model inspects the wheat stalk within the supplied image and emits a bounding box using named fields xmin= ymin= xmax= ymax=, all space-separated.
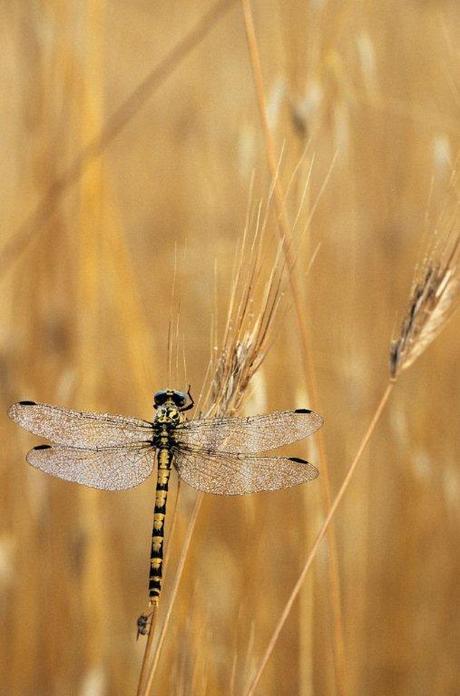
xmin=239 ymin=1 xmax=347 ymax=690
xmin=246 ymin=219 xmax=460 ymax=695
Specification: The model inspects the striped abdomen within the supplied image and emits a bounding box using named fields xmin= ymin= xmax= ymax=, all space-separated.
xmin=148 ymin=447 xmax=171 ymax=604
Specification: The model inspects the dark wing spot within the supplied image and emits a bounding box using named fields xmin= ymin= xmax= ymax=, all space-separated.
xmin=33 ymin=444 xmax=51 ymax=450
xmin=289 ymin=456 xmax=310 ymax=464
xmin=295 ymin=408 xmax=312 ymax=414
xmin=19 ymin=400 xmax=37 ymax=406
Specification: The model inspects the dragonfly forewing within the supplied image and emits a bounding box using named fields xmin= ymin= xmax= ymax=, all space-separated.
xmin=8 ymin=401 xmax=153 ymax=448
xmin=175 ymin=409 xmax=323 ymax=454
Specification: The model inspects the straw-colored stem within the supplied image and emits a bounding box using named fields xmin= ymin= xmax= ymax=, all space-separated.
xmin=76 ymin=0 xmax=106 ymax=671
xmin=245 ymin=381 xmax=395 ymax=696
xmin=137 ymin=492 xmax=205 ymax=695
xmin=239 ymin=0 xmax=347 ymax=691
xmin=135 ymin=480 xmax=182 ymax=694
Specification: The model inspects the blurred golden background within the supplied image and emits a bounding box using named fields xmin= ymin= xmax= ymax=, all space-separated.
xmin=1 ymin=1 xmax=460 ymax=694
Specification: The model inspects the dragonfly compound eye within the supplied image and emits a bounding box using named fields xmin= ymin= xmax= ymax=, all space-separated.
xmin=153 ymin=391 xmax=168 ymax=408
xmin=172 ymin=391 xmax=187 ymax=408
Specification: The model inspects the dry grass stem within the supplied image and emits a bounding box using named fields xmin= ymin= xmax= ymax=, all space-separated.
xmin=137 ymin=489 xmax=204 ymax=696
xmin=239 ymin=1 xmax=347 ymax=691
xmin=247 ymin=217 xmax=460 ymax=694
xmin=245 ymin=382 xmax=395 ymax=696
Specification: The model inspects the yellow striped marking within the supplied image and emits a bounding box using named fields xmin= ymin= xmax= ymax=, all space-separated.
xmin=151 ymin=536 xmax=163 ymax=551
xmin=158 ymin=450 xmax=170 ymax=466
xmin=157 ymin=469 xmax=170 ymax=485
xmin=153 ymin=513 xmax=165 ymax=530
xmin=155 ymin=490 xmax=167 ymax=507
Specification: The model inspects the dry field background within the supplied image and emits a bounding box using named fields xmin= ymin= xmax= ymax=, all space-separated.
xmin=1 ymin=1 xmax=460 ymax=695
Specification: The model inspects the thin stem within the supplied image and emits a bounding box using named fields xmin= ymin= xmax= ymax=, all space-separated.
xmin=136 ymin=480 xmax=180 ymax=693
xmin=137 ymin=492 xmax=205 ymax=695
xmin=245 ymin=381 xmax=395 ymax=696
xmin=136 ymin=603 xmax=158 ymax=696
xmin=239 ymin=1 xmax=346 ymax=691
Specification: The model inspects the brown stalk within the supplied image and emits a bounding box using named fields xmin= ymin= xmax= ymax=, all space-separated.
xmin=0 ymin=0 xmax=237 ymax=280
xmin=239 ymin=1 xmax=347 ymax=692
xmin=75 ymin=2 xmax=107 ymax=671
xmin=137 ymin=490 xmax=204 ymax=696
xmin=245 ymin=230 xmax=460 ymax=694
xmin=245 ymin=382 xmax=394 ymax=696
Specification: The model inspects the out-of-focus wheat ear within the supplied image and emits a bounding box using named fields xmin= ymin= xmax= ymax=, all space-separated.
xmin=390 ymin=235 xmax=460 ymax=379
xmin=0 ymin=0 xmax=236 ymax=282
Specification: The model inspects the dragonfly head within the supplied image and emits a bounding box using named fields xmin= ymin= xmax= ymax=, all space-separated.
xmin=153 ymin=389 xmax=188 ymax=410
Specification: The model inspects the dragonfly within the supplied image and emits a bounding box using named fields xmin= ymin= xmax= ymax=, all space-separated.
xmin=8 ymin=388 xmax=323 ymax=635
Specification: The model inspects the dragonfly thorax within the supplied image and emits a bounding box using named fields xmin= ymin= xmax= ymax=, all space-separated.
xmin=154 ymin=405 xmax=182 ymax=427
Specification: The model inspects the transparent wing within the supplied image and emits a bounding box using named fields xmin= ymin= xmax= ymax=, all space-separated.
xmin=175 ymin=409 xmax=323 ymax=454
xmin=26 ymin=443 xmax=155 ymax=490
xmin=8 ymin=401 xmax=153 ymax=447
xmin=173 ymin=445 xmax=318 ymax=495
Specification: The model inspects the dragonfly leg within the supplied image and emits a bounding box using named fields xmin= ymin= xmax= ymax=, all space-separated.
xmin=181 ymin=385 xmax=195 ymax=411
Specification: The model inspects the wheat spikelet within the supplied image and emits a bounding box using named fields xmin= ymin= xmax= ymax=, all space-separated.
xmin=200 ymin=192 xmax=285 ymax=418
xmin=390 ymin=235 xmax=459 ymax=378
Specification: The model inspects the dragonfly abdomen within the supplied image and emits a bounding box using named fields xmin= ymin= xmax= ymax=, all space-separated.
xmin=148 ymin=446 xmax=171 ymax=604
